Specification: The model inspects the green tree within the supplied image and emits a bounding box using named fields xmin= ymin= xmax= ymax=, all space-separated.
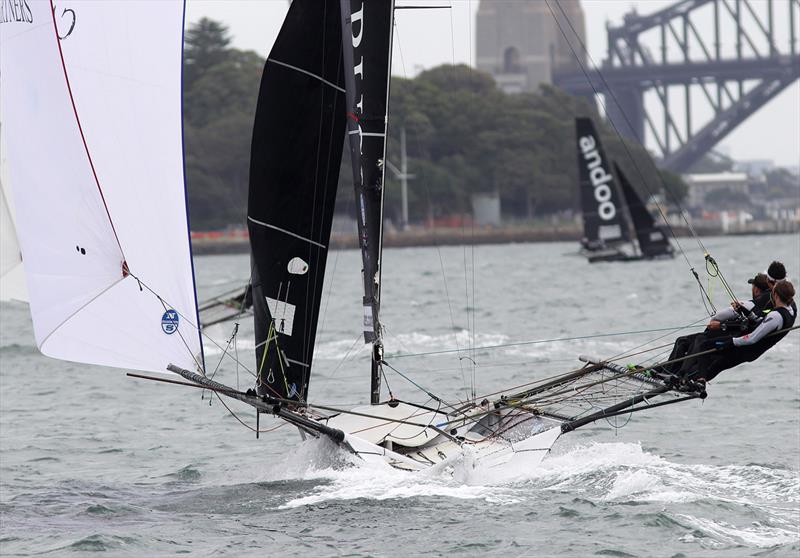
xmin=184 ymin=18 xmax=232 ymax=89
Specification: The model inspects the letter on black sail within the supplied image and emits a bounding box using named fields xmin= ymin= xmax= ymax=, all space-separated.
xmin=248 ymin=1 xmax=346 ymax=402
xmin=340 ymin=0 xmax=395 ymax=404
xmin=575 ymin=117 xmax=630 ymax=249
xmin=614 ymin=162 xmax=674 ymax=259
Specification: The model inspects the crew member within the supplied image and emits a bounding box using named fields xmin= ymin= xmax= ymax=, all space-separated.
xmin=684 ymin=279 xmax=796 ymax=383
xmin=664 ymin=273 xmax=769 ymax=375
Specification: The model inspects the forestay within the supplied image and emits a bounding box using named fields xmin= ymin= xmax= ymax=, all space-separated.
xmin=248 ymin=0 xmax=346 ymax=401
xmin=575 ymin=117 xmax=630 ymax=245
xmin=0 ymin=0 xmax=202 ymax=372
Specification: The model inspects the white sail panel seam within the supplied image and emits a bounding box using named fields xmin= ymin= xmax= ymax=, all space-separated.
xmin=267 ymin=59 xmax=345 ymax=93
xmin=248 ymin=216 xmax=326 ymax=249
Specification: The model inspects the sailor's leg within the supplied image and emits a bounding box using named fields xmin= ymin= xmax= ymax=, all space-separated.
xmin=695 ymin=351 xmax=747 ymax=382
xmin=665 ymin=334 xmax=698 ymax=374
xmin=675 ymin=333 xmax=712 ymax=376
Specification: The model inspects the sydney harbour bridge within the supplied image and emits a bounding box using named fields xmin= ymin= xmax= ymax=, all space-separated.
xmin=550 ymin=0 xmax=800 ymax=172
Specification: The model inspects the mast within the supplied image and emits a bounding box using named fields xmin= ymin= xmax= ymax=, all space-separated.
xmin=248 ymin=1 xmax=347 ymax=402
xmin=340 ymin=0 xmax=395 ymax=404
xmin=574 ymin=117 xmax=631 ymax=249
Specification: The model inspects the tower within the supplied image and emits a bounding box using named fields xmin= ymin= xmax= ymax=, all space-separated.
xmin=476 ymin=0 xmax=586 ymax=94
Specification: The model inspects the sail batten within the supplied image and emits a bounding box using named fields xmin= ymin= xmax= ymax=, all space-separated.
xmin=267 ymin=58 xmax=347 ymax=92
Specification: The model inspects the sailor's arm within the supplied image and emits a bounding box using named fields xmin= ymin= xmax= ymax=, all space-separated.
xmin=708 ymin=301 xmax=754 ymax=328
xmin=732 ymin=312 xmax=783 ymax=346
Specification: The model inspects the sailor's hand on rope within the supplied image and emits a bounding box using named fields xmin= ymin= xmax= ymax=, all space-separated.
xmin=707 ymin=320 xmax=721 ymax=330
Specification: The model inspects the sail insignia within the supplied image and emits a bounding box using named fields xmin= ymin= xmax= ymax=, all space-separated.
xmin=575 ymin=117 xmax=630 ymax=247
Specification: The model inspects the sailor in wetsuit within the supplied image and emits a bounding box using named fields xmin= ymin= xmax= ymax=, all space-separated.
xmin=748 ymin=260 xmax=787 ymax=316
xmin=683 ymin=279 xmax=796 ymax=383
xmin=663 ymin=272 xmax=773 ymax=375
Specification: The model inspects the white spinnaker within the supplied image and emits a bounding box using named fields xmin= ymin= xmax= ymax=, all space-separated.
xmin=0 ymin=181 xmax=28 ymax=303
xmin=0 ymin=1 xmax=202 ymax=372
xmin=0 ymin=137 xmax=28 ymax=303
xmin=0 ymin=81 xmax=28 ymax=302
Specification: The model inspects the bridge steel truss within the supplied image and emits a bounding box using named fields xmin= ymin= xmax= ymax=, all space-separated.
xmin=554 ymin=0 xmax=800 ymax=172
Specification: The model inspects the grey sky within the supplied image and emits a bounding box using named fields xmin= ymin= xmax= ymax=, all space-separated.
xmin=187 ymin=0 xmax=799 ymax=169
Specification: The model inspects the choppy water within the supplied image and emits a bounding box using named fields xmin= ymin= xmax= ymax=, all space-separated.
xmin=1 ymin=235 xmax=799 ymax=557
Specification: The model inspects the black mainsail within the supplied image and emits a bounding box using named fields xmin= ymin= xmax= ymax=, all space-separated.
xmin=340 ymin=0 xmax=395 ymax=404
xmin=575 ymin=117 xmax=630 ymax=250
xmin=248 ymin=1 xmax=346 ymax=401
xmin=614 ymin=163 xmax=674 ymax=259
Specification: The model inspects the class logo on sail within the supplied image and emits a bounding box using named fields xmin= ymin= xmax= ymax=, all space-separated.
xmin=0 ymin=0 xmax=33 ymax=24
xmin=161 ymin=310 xmax=179 ymax=335
xmin=579 ymin=134 xmax=617 ymax=221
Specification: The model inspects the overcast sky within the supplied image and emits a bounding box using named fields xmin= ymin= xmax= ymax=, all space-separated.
xmin=187 ymin=0 xmax=800 ymax=169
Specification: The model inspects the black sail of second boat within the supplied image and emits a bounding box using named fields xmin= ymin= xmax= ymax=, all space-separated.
xmin=248 ymin=1 xmax=346 ymax=401
xmin=575 ymin=117 xmax=630 ymax=250
xmin=614 ymin=163 xmax=674 ymax=259
xmin=340 ymin=0 xmax=395 ymax=404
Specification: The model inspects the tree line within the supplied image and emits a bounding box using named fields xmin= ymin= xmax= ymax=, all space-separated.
xmin=183 ymin=18 xmax=687 ymax=230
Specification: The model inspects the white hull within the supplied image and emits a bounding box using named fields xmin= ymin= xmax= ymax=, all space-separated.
xmin=324 ymin=401 xmax=563 ymax=472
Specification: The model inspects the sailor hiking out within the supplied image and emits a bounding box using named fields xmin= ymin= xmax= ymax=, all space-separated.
xmin=678 ymin=279 xmax=796 ymax=383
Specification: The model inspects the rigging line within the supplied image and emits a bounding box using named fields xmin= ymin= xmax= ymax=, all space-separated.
xmin=391 ymin=20 xmax=471 ymax=402
xmin=381 ymin=359 xmax=456 ymax=409
xmin=544 ymin=0 xmax=703 ymax=266
xmin=211 ymin=390 xmax=288 ymax=434
xmin=48 ymin=0 xmax=125 ymax=259
xmin=385 ymin=356 xmax=583 ymax=376
xmin=317 ymin=198 xmax=348 ymax=339
xmin=154 ymin=294 xmax=205 ymax=374
xmin=388 ymin=323 xmax=706 ymax=359
xmin=376 ymin=399 xmax=442 ymax=442
xmin=604 ymin=316 xmax=709 ymax=363
xmin=207 ymin=322 xmax=239 ymax=384
xmin=124 ymin=270 xmax=261 ymax=379
xmin=318 ymin=332 xmax=366 ymax=384
xmin=124 ymin=270 xmax=207 ymax=372
xmin=462 ymin=0 xmax=478 ymax=400
xmin=382 ymin=324 xmax=415 ymax=356
xmin=461 ymin=220 xmax=473 ymax=398
xmin=706 ymin=254 xmax=739 ymax=304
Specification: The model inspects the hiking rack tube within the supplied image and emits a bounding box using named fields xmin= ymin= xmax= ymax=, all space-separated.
xmin=558 ymin=385 xmax=705 ymax=433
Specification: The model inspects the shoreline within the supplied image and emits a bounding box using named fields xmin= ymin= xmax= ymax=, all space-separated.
xmin=191 ymin=223 xmax=798 ymax=255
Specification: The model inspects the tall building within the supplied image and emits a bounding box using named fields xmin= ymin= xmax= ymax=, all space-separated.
xmin=476 ymin=0 xmax=586 ymax=94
